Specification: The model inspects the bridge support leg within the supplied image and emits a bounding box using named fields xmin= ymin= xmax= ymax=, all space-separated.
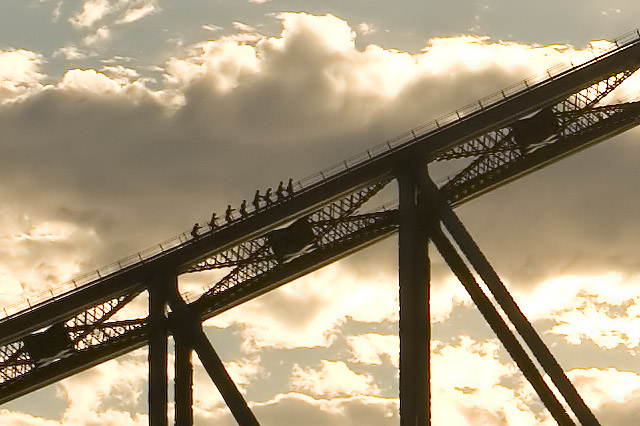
xmin=175 ymin=334 xmax=193 ymax=426
xmin=149 ymin=278 xmax=169 ymax=426
xmin=166 ymin=280 xmax=260 ymax=426
xmin=398 ymin=171 xmax=430 ymax=426
xmin=418 ymin=173 xmax=601 ymax=426
xmin=429 ymin=226 xmax=575 ymax=425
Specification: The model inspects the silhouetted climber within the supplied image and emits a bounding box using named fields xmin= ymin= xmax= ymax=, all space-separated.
xmin=207 ymin=212 xmax=218 ymax=228
xmin=286 ymin=178 xmax=294 ymax=196
xmin=275 ymin=181 xmax=285 ymax=201
xmin=191 ymin=223 xmax=201 ymax=239
xmin=225 ymin=205 xmax=235 ymax=222
xmin=253 ymin=190 xmax=261 ymax=210
xmin=240 ymin=200 xmax=248 ymax=217
xmin=263 ymin=187 xmax=273 ymax=205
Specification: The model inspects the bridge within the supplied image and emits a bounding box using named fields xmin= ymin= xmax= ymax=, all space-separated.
xmin=3 ymin=29 xmax=640 ymax=426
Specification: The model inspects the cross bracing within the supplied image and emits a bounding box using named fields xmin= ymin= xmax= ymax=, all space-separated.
xmin=2 ymin=29 xmax=640 ymax=425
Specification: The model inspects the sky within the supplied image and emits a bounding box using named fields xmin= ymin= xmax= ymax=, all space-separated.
xmin=2 ymin=1 xmax=640 ymax=425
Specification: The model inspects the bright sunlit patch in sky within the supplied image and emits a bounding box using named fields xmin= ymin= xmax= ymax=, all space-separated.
xmin=2 ymin=2 xmax=640 ymax=425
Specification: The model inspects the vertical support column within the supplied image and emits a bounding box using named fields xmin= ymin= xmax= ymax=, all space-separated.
xmin=175 ymin=334 xmax=194 ymax=426
xmin=398 ymin=171 xmax=430 ymax=426
xmin=166 ymin=283 xmax=261 ymax=426
xmin=149 ymin=277 xmax=169 ymax=426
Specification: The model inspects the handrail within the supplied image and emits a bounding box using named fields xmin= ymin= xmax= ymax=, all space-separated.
xmin=2 ymin=29 xmax=639 ymax=322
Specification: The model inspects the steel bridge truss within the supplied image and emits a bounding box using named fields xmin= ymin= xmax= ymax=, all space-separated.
xmin=1 ymin=33 xmax=640 ymax=425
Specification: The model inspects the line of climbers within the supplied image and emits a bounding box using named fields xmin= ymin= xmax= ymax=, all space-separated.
xmin=190 ymin=178 xmax=295 ymax=239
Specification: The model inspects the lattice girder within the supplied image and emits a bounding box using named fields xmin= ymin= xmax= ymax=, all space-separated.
xmin=188 ymin=180 xmax=391 ymax=273
xmin=0 ymin=290 xmax=143 ymax=382
xmin=555 ymin=70 xmax=637 ymax=114
xmin=192 ymin=210 xmax=398 ymax=318
xmin=0 ymin=319 xmax=146 ymax=404
xmin=442 ymin=101 xmax=640 ymax=204
xmin=435 ymin=68 xmax=638 ymax=162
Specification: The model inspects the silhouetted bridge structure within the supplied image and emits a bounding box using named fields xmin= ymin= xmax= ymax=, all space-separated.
xmin=3 ymin=29 xmax=640 ymax=426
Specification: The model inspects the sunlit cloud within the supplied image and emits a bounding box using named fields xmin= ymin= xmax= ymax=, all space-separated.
xmin=0 ymin=49 xmax=44 ymax=101
xmin=57 ymin=350 xmax=148 ymax=425
xmin=101 ymin=65 xmax=140 ymax=84
xmin=515 ymin=274 xmax=640 ymax=349
xmin=70 ymin=0 xmax=110 ymax=28
xmin=347 ymin=333 xmax=399 ymax=367
xmin=207 ymin=264 xmax=398 ymax=350
xmin=53 ymin=45 xmax=92 ymax=60
xmin=52 ymin=1 xmax=63 ymax=22
xmin=202 ymin=24 xmax=223 ymax=32
xmin=290 ymin=360 xmax=380 ymax=397
xmin=83 ymin=26 xmax=111 ymax=46
xmin=186 ymin=355 xmax=258 ymax=410
xmin=232 ymin=21 xmax=257 ymax=33
xmin=358 ymin=22 xmax=376 ymax=35
xmin=118 ymin=1 xmax=158 ymax=24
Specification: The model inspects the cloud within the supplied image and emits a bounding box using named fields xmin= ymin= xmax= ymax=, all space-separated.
xmin=0 ymin=49 xmax=44 ymax=101
xmin=189 ymin=392 xmax=398 ymax=426
xmin=358 ymin=22 xmax=376 ymax=35
xmin=101 ymin=65 xmax=141 ymax=84
xmin=55 ymin=349 xmax=148 ymax=425
xmin=347 ymin=334 xmax=399 ymax=367
xmin=70 ymin=0 xmax=110 ymax=28
xmin=118 ymin=1 xmax=158 ymax=24
xmin=0 ymin=411 xmax=61 ymax=426
xmin=569 ymin=367 xmax=640 ymax=408
xmin=232 ymin=21 xmax=257 ymax=32
xmin=53 ymin=45 xmax=92 ymax=60
xmin=191 ymin=354 xmax=263 ymax=409
xmin=513 ymin=273 xmax=640 ymax=350
xmin=83 ymin=26 xmax=111 ymax=46
xmin=207 ymin=262 xmax=398 ymax=350
xmin=52 ymin=1 xmax=63 ymax=22
xmin=202 ymin=24 xmax=223 ymax=32
xmin=290 ymin=360 xmax=380 ymax=397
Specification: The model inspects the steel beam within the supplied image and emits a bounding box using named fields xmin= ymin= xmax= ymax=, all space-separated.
xmin=166 ymin=283 xmax=260 ymax=426
xmin=174 ymin=334 xmax=194 ymax=426
xmin=149 ymin=278 xmax=169 ymax=426
xmin=430 ymin=226 xmax=575 ymax=425
xmin=418 ymin=173 xmax=601 ymax=426
xmin=3 ymin=38 xmax=640 ymax=350
xmin=398 ymin=171 xmax=430 ymax=426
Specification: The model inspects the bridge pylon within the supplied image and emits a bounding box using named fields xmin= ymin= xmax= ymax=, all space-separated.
xmin=148 ymin=274 xmax=259 ymax=426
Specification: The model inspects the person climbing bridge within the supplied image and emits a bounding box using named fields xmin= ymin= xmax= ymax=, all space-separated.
xmin=263 ymin=187 xmax=273 ymax=205
xmin=252 ymin=190 xmax=261 ymax=210
xmin=240 ymin=200 xmax=248 ymax=217
xmin=190 ymin=223 xmax=201 ymax=239
xmin=225 ymin=205 xmax=235 ymax=222
xmin=207 ymin=212 xmax=218 ymax=229
xmin=275 ymin=181 xmax=285 ymax=201
xmin=286 ymin=178 xmax=294 ymax=196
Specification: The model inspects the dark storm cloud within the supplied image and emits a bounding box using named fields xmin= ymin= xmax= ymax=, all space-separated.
xmin=0 ymin=12 xmax=637 ymax=302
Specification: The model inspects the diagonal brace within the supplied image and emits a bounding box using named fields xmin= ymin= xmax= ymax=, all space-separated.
xmin=418 ymin=172 xmax=601 ymax=426
xmin=430 ymin=225 xmax=575 ymax=425
xmin=165 ymin=280 xmax=260 ymax=426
